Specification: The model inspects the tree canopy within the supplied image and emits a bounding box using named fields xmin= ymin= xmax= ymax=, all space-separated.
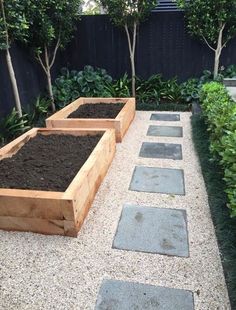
xmin=101 ymin=0 xmax=157 ymax=28
xmin=177 ymin=0 xmax=236 ymax=47
xmin=0 ymin=0 xmax=29 ymax=50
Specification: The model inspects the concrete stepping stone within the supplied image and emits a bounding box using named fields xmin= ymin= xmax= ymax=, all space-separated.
xmin=150 ymin=113 xmax=180 ymax=121
xmin=139 ymin=142 xmax=182 ymax=160
xmin=147 ymin=125 xmax=183 ymax=137
xmin=113 ymin=204 xmax=189 ymax=257
xmin=95 ymin=279 xmax=194 ymax=310
xmin=129 ymin=166 xmax=185 ymax=195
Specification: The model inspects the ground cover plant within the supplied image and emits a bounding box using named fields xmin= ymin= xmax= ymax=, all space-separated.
xmin=191 ymin=114 xmax=236 ymax=309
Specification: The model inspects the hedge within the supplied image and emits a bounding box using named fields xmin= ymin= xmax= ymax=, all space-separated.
xmin=200 ymin=82 xmax=236 ymax=216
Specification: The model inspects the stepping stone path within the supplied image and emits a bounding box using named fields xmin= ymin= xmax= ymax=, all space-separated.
xmin=129 ymin=166 xmax=185 ymax=195
xmin=150 ymin=113 xmax=180 ymax=121
xmin=113 ymin=204 xmax=189 ymax=257
xmin=96 ymin=112 xmax=193 ymax=309
xmin=95 ymin=279 xmax=194 ymax=310
xmin=147 ymin=125 xmax=183 ymax=137
xmin=139 ymin=142 xmax=182 ymax=160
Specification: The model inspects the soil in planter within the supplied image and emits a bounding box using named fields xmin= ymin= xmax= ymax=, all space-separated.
xmin=0 ymin=134 xmax=102 ymax=192
xmin=68 ymin=102 xmax=125 ymax=119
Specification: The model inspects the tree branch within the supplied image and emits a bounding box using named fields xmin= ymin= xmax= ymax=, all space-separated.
xmin=36 ymin=51 xmax=47 ymax=74
xmin=132 ymin=21 xmax=137 ymax=56
xmin=124 ymin=23 xmax=133 ymax=57
xmin=202 ymin=35 xmax=216 ymax=52
xmin=49 ymin=33 xmax=61 ymax=69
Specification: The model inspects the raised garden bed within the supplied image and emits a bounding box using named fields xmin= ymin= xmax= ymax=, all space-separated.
xmin=0 ymin=128 xmax=116 ymax=237
xmin=46 ymin=97 xmax=136 ymax=142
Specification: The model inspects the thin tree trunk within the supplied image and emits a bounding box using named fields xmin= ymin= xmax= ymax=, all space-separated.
xmin=213 ymin=23 xmax=225 ymax=79
xmin=44 ymin=47 xmax=56 ymax=112
xmin=125 ymin=22 xmax=137 ymax=97
xmin=46 ymin=68 xmax=55 ymax=112
xmin=1 ymin=0 xmax=22 ymax=117
xmin=5 ymin=48 xmax=23 ymax=117
xmin=130 ymin=52 xmax=136 ymax=97
xmin=214 ymin=52 xmax=220 ymax=79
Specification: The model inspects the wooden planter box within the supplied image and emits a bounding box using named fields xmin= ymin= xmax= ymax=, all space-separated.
xmin=46 ymin=97 xmax=136 ymax=142
xmin=0 ymin=128 xmax=116 ymax=237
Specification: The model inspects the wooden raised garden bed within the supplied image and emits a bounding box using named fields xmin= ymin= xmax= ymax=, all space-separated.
xmin=46 ymin=97 xmax=136 ymax=142
xmin=0 ymin=128 xmax=116 ymax=237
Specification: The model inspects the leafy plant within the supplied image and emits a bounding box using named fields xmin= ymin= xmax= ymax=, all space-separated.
xmin=105 ymin=73 xmax=131 ymax=97
xmin=200 ymin=81 xmax=236 ymax=215
xmin=26 ymin=96 xmax=50 ymax=126
xmin=160 ymin=78 xmax=182 ymax=102
xmin=220 ymin=64 xmax=236 ymax=78
xmin=53 ymin=66 xmax=113 ymax=108
xmin=0 ymin=109 xmax=30 ymax=146
xmin=180 ymin=78 xmax=200 ymax=103
xmin=136 ymin=74 xmax=162 ymax=103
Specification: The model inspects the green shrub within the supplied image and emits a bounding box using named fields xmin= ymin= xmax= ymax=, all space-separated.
xmin=136 ymin=74 xmax=162 ymax=103
xmin=53 ymin=66 xmax=113 ymax=108
xmin=200 ymin=82 xmax=236 ymax=215
xmin=0 ymin=109 xmax=30 ymax=146
xmin=136 ymin=75 xmax=183 ymax=104
xmin=220 ymin=64 xmax=236 ymax=78
xmin=105 ymin=73 xmax=131 ymax=97
xmin=26 ymin=96 xmax=51 ymax=126
xmin=180 ymin=78 xmax=200 ymax=103
xmin=160 ymin=78 xmax=182 ymax=102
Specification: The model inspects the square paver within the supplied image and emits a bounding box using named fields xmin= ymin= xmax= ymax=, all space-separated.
xmin=139 ymin=142 xmax=182 ymax=160
xmin=95 ymin=279 xmax=194 ymax=310
xmin=147 ymin=125 xmax=183 ymax=137
xmin=129 ymin=166 xmax=185 ymax=195
xmin=150 ymin=113 xmax=180 ymax=121
xmin=113 ymin=204 xmax=189 ymax=257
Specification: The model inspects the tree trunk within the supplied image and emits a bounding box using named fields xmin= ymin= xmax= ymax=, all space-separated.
xmin=46 ymin=67 xmax=56 ymax=112
xmin=130 ymin=52 xmax=136 ymax=97
xmin=213 ymin=24 xmax=225 ymax=79
xmin=124 ymin=22 xmax=137 ymax=97
xmin=5 ymin=48 xmax=23 ymax=117
xmin=44 ymin=48 xmax=56 ymax=112
xmin=213 ymin=52 xmax=220 ymax=79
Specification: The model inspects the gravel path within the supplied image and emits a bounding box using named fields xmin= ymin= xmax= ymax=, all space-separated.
xmin=0 ymin=111 xmax=230 ymax=309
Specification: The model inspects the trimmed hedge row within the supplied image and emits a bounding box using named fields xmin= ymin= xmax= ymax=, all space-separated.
xmin=200 ymin=82 xmax=236 ymax=216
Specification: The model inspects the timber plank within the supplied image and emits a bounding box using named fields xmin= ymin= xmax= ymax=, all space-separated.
xmin=46 ymin=97 xmax=136 ymax=142
xmin=0 ymin=128 xmax=116 ymax=237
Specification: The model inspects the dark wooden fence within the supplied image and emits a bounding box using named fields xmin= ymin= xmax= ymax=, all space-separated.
xmin=1 ymin=12 xmax=236 ymax=117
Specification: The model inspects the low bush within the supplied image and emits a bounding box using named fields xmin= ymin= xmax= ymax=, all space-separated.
xmin=0 ymin=109 xmax=30 ymax=147
xmin=200 ymin=82 xmax=236 ymax=215
xmin=191 ymin=114 xmax=236 ymax=308
xmin=53 ymin=66 xmax=113 ymax=108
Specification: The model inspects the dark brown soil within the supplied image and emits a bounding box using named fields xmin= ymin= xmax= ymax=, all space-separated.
xmin=68 ymin=102 xmax=125 ymax=119
xmin=0 ymin=134 xmax=102 ymax=192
